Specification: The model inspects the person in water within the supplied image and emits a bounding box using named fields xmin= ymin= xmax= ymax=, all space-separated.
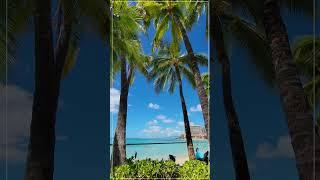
xmin=195 ymin=148 xmax=204 ymax=160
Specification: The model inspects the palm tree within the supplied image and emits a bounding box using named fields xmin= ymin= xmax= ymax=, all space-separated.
xmin=27 ymin=1 xmax=107 ymax=179
xmin=292 ymin=36 xmax=320 ymax=108
xmin=262 ymin=0 xmax=320 ymax=179
xmin=201 ymin=72 xmax=209 ymax=96
xmin=138 ymin=1 xmax=209 ymax=137
xmin=292 ymin=35 xmax=320 ymax=133
xmin=221 ymin=1 xmax=319 ymax=178
xmin=186 ymin=5 xmax=268 ymax=179
xmin=211 ymin=2 xmax=251 ymax=179
xmin=24 ymin=1 xmax=57 ymax=179
xmin=190 ymin=0 xmax=319 ymax=179
xmin=111 ymin=1 xmax=148 ymax=167
xmin=149 ymin=44 xmax=208 ymax=160
xmin=185 ymin=8 xmax=271 ymax=177
xmin=187 ymin=1 xmax=269 ymax=178
xmin=2 ymin=0 xmax=106 ymax=179
xmin=0 ymin=0 xmax=34 ymax=80
xmin=211 ymin=1 xmax=318 ymax=179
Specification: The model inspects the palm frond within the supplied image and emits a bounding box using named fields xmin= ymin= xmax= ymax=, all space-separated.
xmin=61 ymin=29 xmax=80 ymax=78
xmin=303 ymin=76 xmax=320 ymax=107
xmin=228 ymin=0 xmax=263 ymax=25
xmin=152 ymin=14 xmax=169 ymax=52
xmin=171 ymin=19 xmax=182 ymax=53
xmin=225 ymin=14 xmax=275 ymax=86
xmin=112 ymin=1 xmax=149 ymax=86
xmin=180 ymin=64 xmax=196 ymax=88
xmin=184 ymin=1 xmax=206 ymax=31
xmin=279 ymin=0 xmax=315 ymax=16
xmin=194 ymin=54 xmax=208 ymax=66
xmin=292 ymin=36 xmax=320 ymax=78
xmin=0 ymin=0 xmax=33 ymax=80
xmin=178 ymin=53 xmax=208 ymax=67
xmin=201 ymin=72 xmax=209 ymax=96
xmin=149 ymin=41 xmax=205 ymax=93
xmin=168 ymin=69 xmax=177 ymax=94
xmin=77 ymin=0 xmax=107 ymax=39
xmin=111 ymin=50 xmax=121 ymax=82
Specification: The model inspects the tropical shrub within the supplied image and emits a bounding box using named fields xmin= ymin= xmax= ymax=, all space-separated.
xmin=112 ymin=164 xmax=133 ymax=179
xmin=180 ymin=160 xmax=210 ymax=179
xmin=111 ymin=159 xmax=209 ymax=179
xmin=111 ymin=159 xmax=180 ymax=179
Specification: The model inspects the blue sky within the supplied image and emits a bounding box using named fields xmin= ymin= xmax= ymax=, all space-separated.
xmin=1 ymin=1 xmax=319 ymax=180
xmin=110 ymin=6 xmax=209 ymax=139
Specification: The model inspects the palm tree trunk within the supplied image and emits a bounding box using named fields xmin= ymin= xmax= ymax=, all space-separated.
xmin=112 ymin=57 xmax=130 ymax=167
xmin=263 ymin=0 xmax=320 ymax=179
xmin=25 ymin=2 xmax=72 ymax=178
xmin=175 ymin=66 xmax=195 ymax=159
xmin=24 ymin=0 xmax=56 ymax=179
xmin=173 ymin=16 xmax=209 ymax=140
xmin=212 ymin=14 xmax=250 ymax=180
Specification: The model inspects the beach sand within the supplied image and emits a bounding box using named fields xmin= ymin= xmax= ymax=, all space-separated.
xmin=113 ymin=138 xmax=209 ymax=166
xmin=175 ymin=155 xmax=189 ymax=165
xmin=135 ymin=155 xmax=189 ymax=165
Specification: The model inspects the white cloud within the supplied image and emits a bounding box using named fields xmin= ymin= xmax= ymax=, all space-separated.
xmin=190 ymin=104 xmax=202 ymax=112
xmin=162 ymin=119 xmax=174 ymax=124
xmin=0 ymin=84 xmax=68 ymax=164
xmin=147 ymin=119 xmax=158 ymax=126
xmin=142 ymin=126 xmax=182 ymax=137
xmin=256 ymin=135 xmax=294 ymax=159
xmin=143 ymin=125 xmax=162 ymax=134
xmin=161 ymin=128 xmax=182 ymax=137
xmin=155 ymin=114 xmax=174 ymax=124
xmin=0 ymin=84 xmax=32 ymax=163
xmin=110 ymin=88 xmax=120 ymax=113
xmin=156 ymin=114 xmax=166 ymax=120
xmin=177 ymin=121 xmax=184 ymax=127
xmin=148 ymin=103 xmax=160 ymax=110
xmin=143 ymin=117 xmax=182 ymax=137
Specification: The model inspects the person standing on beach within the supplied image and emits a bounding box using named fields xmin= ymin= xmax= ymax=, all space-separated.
xmin=195 ymin=148 xmax=204 ymax=160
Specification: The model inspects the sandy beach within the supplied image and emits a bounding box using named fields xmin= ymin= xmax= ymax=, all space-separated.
xmin=175 ymin=155 xmax=189 ymax=165
xmin=110 ymin=138 xmax=209 ymax=165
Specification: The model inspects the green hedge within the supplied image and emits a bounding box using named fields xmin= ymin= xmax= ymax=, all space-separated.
xmin=111 ymin=159 xmax=209 ymax=179
xmin=179 ymin=160 xmax=209 ymax=179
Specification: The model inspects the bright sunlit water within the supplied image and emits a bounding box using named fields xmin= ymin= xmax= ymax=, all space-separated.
xmin=110 ymin=138 xmax=209 ymax=161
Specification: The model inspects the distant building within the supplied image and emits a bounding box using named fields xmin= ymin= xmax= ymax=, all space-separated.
xmin=179 ymin=125 xmax=207 ymax=139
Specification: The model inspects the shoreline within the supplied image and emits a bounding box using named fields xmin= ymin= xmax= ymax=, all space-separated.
xmin=134 ymin=155 xmax=189 ymax=165
xmin=177 ymin=138 xmax=208 ymax=141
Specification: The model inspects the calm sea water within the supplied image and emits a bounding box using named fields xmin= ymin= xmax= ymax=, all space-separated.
xmin=110 ymin=137 xmax=209 ymax=160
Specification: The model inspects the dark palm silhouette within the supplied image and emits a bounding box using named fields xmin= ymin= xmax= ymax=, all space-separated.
xmin=3 ymin=0 xmax=106 ymax=179
xmin=262 ymin=1 xmax=320 ymax=179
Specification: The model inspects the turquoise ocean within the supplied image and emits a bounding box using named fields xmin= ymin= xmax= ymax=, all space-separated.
xmin=110 ymin=137 xmax=209 ymax=161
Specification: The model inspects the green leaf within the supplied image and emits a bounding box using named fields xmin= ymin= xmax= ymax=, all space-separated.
xmin=61 ymin=38 xmax=80 ymax=78
xmin=225 ymin=14 xmax=275 ymax=86
xmin=152 ymin=14 xmax=169 ymax=52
